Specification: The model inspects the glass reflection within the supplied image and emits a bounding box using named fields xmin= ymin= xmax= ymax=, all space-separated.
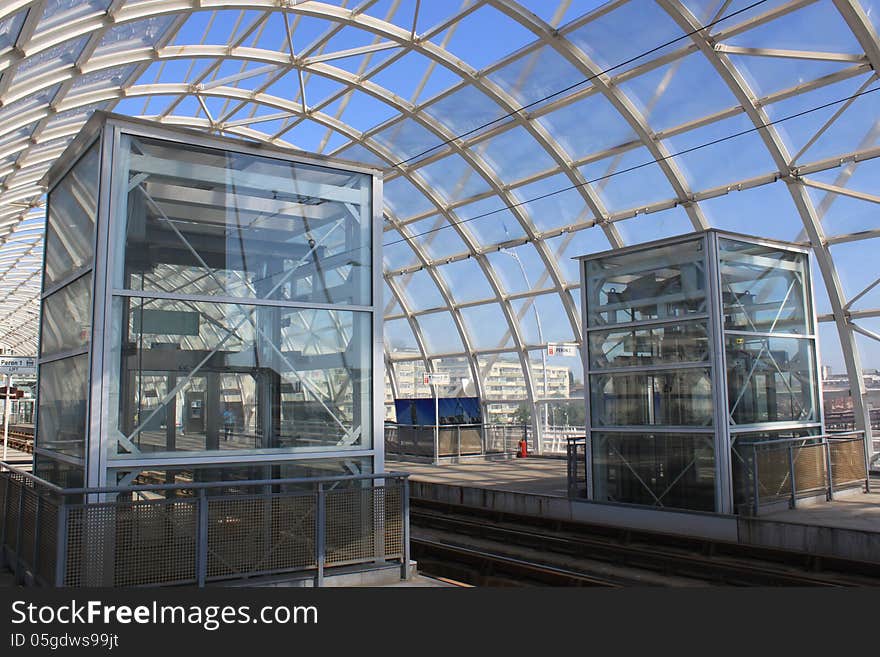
xmin=719 ymin=238 xmax=810 ymax=334
xmin=45 ymin=141 xmax=99 ymax=285
xmin=726 ymin=335 xmax=817 ymax=425
xmin=40 ymin=273 xmax=91 ymax=357
xmin=590 ymin=368 xmax=713 ymax=426
xmin=109 ymin=297 xmax=372 ymax=457
xmin=585 ymin=238 xmax=706 ymax=326
xmin=113 ymin=135 xmax=372 ymax=306
xmin=35 ymin=354 xmax=89 ymax=458
xmin=588 ymin=320 xmax=709 ymax=369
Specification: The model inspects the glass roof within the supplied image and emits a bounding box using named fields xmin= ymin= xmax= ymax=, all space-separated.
xmin=0 ymin=0 xmax=879 ymax=443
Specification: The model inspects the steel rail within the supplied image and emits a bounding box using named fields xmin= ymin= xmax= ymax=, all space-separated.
xmin=410 ymin=501 xmax=880 ymax=587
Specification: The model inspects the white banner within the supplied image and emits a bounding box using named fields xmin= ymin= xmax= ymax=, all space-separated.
xmin=0 ymin=356 xmax=36 ymax=375
xmin=422 ymin=372 xmax=450 ymax=385
xmin=547 ymin=343 xmax=578 ymax=357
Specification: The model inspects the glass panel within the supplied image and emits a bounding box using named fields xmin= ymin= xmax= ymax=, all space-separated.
xmin=585 ymin=238 xmax=706 ymax=327
xmin=590 ymin=368 xmax=713 ymax=427
xmin=390 ymin=360 xmax=430 ymax=399
xmin=477 ymin=354 xmax=527 ymax=401
xmin=33 ymin=455 xmax=84 ymax=490
xmin=588 ymin=320 xmax=710 ymax=369
xmin=40 ymin=273 xmax=92 ymax=358
xmin=726 ymin=335 xmax=818 ymax=425
xmin=113 ymin=135 xmax=372 ymax=306
xmin=108 ymin=297 xmax=372 ymax=457
xmin=44 ymin=141 xmax=99 ymax=286
xmin=112 ymin=457 xmax=373 ymax=495
xmin=35 ymin=354 xmax=89 ymax=459
xmin=592 ymin=433 xmax=715 ymax=511
xmin=719 ymin=238 xmax=810 ymax=335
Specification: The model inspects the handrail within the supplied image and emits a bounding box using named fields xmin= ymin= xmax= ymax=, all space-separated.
xmin=746 ymin=431 xmax=868 ymax=515
xmin=385 ymin=422 xmax=526 ymax=460
xmin=1 ymin=463 xmax=412 ymax=588
xmin=0 ymin=460 xmax=409 ymax=497
xmin=738 ymin=430 xmax=863 ymax=448
xmin=387 ymin=422 xmax=526 ymax=429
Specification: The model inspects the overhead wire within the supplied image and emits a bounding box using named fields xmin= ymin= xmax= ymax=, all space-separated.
xmin=388 ymin=0 xmax=769 ymax=168
xmin=383 ymin=81 xmax=880 ymax=247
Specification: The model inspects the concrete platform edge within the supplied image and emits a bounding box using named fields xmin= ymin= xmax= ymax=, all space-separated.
xmin=737 ymin=516 xmax=880 ymax=564
xmin=411 ymin=481 xmax=739 ymax=542
xmin=414 ymin=480 xmax=880 ymax=564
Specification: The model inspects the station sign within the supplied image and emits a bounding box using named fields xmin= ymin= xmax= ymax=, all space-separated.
xmin=547 ymin=343 xmax=578 ymax=357
xmin=422 ymin=372 xmax=450 ymax=386
xmin=0 ymin=356 xmax=36 ymax=375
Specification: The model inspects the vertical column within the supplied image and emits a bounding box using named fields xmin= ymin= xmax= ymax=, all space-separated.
xmin=89 ymin=125 xmax=115 ymax=492
xmin=205 ymin=372 xmax=220 ymax=451
xmin=165 ymin=374 xmax=177 ymax=454
xmin=706 ymin=232 xmax=734 ymax=514
xmin=580 ymin=264 xmax=594 ymax=500
xmin=371 ymin=176 xmax=385 ymax=476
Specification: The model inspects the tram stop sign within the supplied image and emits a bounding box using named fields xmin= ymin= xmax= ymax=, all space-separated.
xmin=0 ymin=356 xmax=36 ymax=376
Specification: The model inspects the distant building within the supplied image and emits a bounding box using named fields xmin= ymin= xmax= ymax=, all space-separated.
xmin=386 ymin=353 xmax=570 ymax=424
xmin=822 ymin=369 xmax=880 ymax=413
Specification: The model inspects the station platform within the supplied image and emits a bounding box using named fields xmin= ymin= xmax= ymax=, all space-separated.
xmin=389 ymin=457 xmax=880 ymax=565
xmin=1 ymin=447 xmax=31 ymax=466
xmin=388 ymin=457 xmax=569 ymax=496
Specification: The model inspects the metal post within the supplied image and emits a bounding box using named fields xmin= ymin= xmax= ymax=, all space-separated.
xmin=315 ymin=483 xmax=325 ymax=587
xmin=433 ymin=389 xmax=439 ymax=465
xmin=32 ymin=495 xmax=42 ymax=583
xmin=824 ymin=439 xmax=834 ymax=501
xmin=567 ymin=440 xmax=574 ymax=498
xmin=13 ymin=482 xmax=24 ymax=582
xmin=401 ymin=478 xmax=410 ymax=581
xmin=456 ymin=425 xmax=461 ymax=459
xmin=752 ymin=445 xmax=759 ymax=516
xmin=373 ymin=481 xmax=386 ymax=566
xmin=500 ymin=248 xmax=547 ymax=455
xmin=196 ymin=489 xmax=208 ymax=587
xmin=0 ymin=474 xmax=9 ymax=568
xmin=2 ymin=373 xmax=11 ymax=462
xmin=788 ymin=444 xmax=797 ymax=509
xmin=54 ymin=502 xmax=68 ymax=587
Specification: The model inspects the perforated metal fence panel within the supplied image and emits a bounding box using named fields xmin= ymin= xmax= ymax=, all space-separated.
xmin=830 ymin=439 xmax=868 ymax=489
xmin=206 ymin=493 xmax=317 ymax=580
xmin=793 ymin=444 xmax=828 ymax=497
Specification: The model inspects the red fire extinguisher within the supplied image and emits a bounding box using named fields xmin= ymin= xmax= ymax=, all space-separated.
xmin=518 ymin=437 xmax=528 ymax=458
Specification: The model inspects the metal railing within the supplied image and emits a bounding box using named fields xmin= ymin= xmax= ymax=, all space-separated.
xmin=384 ymin=423 xmax=526 ymax=460
xmin=0 ymin=462 xmax=410 ymax=587
xmin=566 ymin=436 xmax=587 ymax=499
xmin=738 ymin=432 xmax=869 ymax=515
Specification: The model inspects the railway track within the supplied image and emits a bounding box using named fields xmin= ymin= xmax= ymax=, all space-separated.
xmin=1 ymin=431 xmax=33 ymax=455
xmin=413 ymin=536 xmax=626 ymax=587
xmin=411 ymin=500 xmax=880 ymax=587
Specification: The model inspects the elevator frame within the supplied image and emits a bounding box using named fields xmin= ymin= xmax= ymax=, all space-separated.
xmin=35 ymin=112 xmax=385 ymax=490
xmin=578 ymin=229 xmax=825 ymax=514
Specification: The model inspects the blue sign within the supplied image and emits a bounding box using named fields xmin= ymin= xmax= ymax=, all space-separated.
xmin=394 ymin=397 xmax=482 ymax=426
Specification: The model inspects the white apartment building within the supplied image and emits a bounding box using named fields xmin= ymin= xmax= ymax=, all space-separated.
xmin=385 ymin=354 xmax=570 ymax=424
